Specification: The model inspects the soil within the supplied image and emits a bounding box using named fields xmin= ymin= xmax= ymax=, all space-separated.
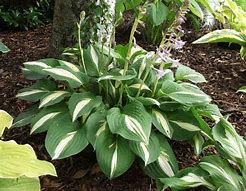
xmin=0 ymin=25 xmax=245 ymax=191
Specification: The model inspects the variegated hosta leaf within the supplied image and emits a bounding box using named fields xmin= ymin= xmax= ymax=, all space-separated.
xmin=128 ymin=83 xmax=151 ymax=91
xmin=160 ymin=167 xmax=215 ymax=190
xmin=85 ymin=109 xmax=107 ymax=148
xmin=12 ymin=105 xmax=39 ymax=128
xmin=30 ymin=104 xmax=67 ymax=134
xmin=152 ymin=109 xmax=173 ymax=138
xmin=134 ymin=97 xmax=160 ymax=107
xmin=192 ymin=29 xmax=246 ymax=46
xmin=213 ymin=118 xmax=246 ymax=162
xmin=0 ymin=110 xmax=13 ymax=137
xmin=237 ymin=86 xmax=246 ymax=93
xmin=160 ymin=80 xmax=211 ymax=106
xmin=83 ymin=45 xmax=100 ymax=76
xmin=23 ymin=58 xmax=60 ymax=75
xmin=107 ymin=101 xmax=152 ymax=144
xmin=167 ymin=110 xmax=201 ymax=141
xmin=68 ymin=92 xmax=102 ymax=122
xmin=22 ymin=68 xmax=47 ymax=80
xmin=16 ymin=80 xmax=56 ymax=102
xmin=199 ymin=155 xmax=243 ymax=190
xmin=0 ymin=140 xmax=56 ymax=178
xmin=43 ymin=66 xmax=88 ymax=88
xmin=98 ymin=68 xmax=137 ymax=81
xmin=95 ymin=128 xmax=135 ymax=179
xmin=0 ymin=177 xmax=40 ymax=191
xmin=39 ymin=91 xmax=70 ymax=108
xmin=192 ymin=133 xmax=204 ymax=156
xmin=175 ymin=65 xmax=206 ymax=83
xmin=45 ymin=115 xmax=88 ymax=159
xmin=196 ymin=104 xmax=222 ymax=122
xmin=130 ymin=132 xmax=160 ymax=166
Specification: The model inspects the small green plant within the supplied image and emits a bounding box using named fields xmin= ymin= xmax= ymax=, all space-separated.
xmin=0 ymin=42 xmax=10 ymax=53
xmin=0 ymin=110 xmax=56 ymax=191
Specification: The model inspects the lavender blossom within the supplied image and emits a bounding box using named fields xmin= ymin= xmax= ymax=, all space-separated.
xmin=166 ymin=57 xmax=180 ymax=68
xmin=172 ymin=39 xmax=186 ymax=50
xmin=178 ymin=16 xmax=186 ymax=24
xmin=154 ymin=68 xmax=172 ymax=79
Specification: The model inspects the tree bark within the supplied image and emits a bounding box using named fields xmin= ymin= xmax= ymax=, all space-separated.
xmin=49 ymin=0 xmax=115 ymax=58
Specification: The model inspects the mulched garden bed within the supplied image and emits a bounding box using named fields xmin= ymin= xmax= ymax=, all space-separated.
xmin=0 ymin=25 xmax=245 ymax=191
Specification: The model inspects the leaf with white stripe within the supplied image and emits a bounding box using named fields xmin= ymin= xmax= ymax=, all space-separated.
xmin=45 ymin=115 xmax=88 ymax=159
xmin=107 ymin=101 xmax=152 ymax=144
xmin=152 ymin=109 xmax=173 ymax=138
xmin=12 ymin=105 xmax=39 ymax=128
xmin=167 ymin=110 xmax=201 ymax=141
xmin=213 ymin=118 xmax=246 ymax=161
xmin=68 ymin=92 xmax=102 ymax=122
xmin=144 ymin=134 xmax=178 ymax=179
xmin=98 ymin=68 xmax=137 ymax=81
xmin=95 ymin=128 xmax=135 ymax=179
xmin=199 ymin=155 xmax=243 ymax=190
xmin=30 ymin=104 xmax=67 ymax=134
xmin=43 ymin=66 xmax=88 ymax=88
xmin=130 ymin=132 xmax=160 ymax=166
xmin=176 ymin=65 xmax=206 ymax=83
xmin=85 ymin=109 xmax=107 ymax=148
xmin=83 ymin=45 xmax=100 ymax=76
xmin=237 ymin=86 xmax=246 ymax=93
xmin=134 ymin=97 xmax=160 ymax=107
xmin=16 ymin=80 xmax=56 ymax=102
xmin=160 ymin=80 xmax=211 ymax=106
xmin=39 ymin=91 xmax=70 ymax=108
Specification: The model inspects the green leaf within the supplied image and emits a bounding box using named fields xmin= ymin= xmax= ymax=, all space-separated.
xmin=148 ymin=2 xmax=169 ymax=26
xmin=0 ymin=42 xmax=10 ymax=53
xmin=196 ymin=104 xmax=222 ymax=122
xmin=68 ymin=92 xmax=102 ymax=122
xmin=176 ymin=65 xmax=206 ymax=83
xmin=237 ymin=86 xmax=246 ymax=93
xmin=160 ymin=167 xmax=215 ymax=190
xmin=95 ymin=128 xmax=135 ymax=179
xmin=0 ymin=140 xmax=56 ymax=178
xmin=0 ymin=177 xmax=40 ymax=191
xmin=213 ymin=118 xmax=246 ymax=161
xmin=45 ymin=115 xmax=88 ymax=159
xmin=130 ymin=132 xmax=160 ymax=166
xmin=199 ymin=155 xmax=243 ymax=190
xmin=98 ymin=69 xmax=137 ymax=81
xmin=192 ymin=133 xmax=204 ymax=155
xmin=107 ymin=101 xmax=152 ymax=144
xmin=39 ymin=91 xmax=70 ymax=108
xmin=0 ymin=110 xmax=13 ymax=137
xmin=84 ymin=45 xmax=100 ymax=76
xmin=12 ymin=105 xmax=39 ymax=128
xmin=240 ymin=46 xmax=246 ymax=58
xmin=43 ymin=66 xmax=88 ymax=88
xmin=16 ymin=80 xmax=56 ymax=102
xmin=167 ymin=110 xmax=201 ymax=141
xmin=30 ymin=104 xmax=67 ymax=134
xmin=144 ymin=134 xmax=178 ymax=179
xmin=193 ymin=29 xmax=246 ymax=46
xmin=152 ymin=109 xmax=173 ymax=138
xmin=190 ymin=0 xmax=204 ymax=20
xmin=159 ymin=80 xmax=211 ymax=106
xmin=134 ymin=97 xmax=160 ymax=107
xmin=85 ymin=109 xmax=107 ymax=148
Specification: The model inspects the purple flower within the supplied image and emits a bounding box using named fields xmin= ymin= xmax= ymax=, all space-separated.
xmin=166 ymin=57 xmax=180 ymax=68
xmin=178 ymin=16 xmax=186 ymax=24
xmin=154 ymin=68 xmax=172 ymax=79
xmin=172 ymin=39 xmax=186 ymax=50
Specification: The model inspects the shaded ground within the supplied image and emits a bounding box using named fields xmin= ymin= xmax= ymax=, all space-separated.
xmin=0 ymin=25 xmax=245 ymax=191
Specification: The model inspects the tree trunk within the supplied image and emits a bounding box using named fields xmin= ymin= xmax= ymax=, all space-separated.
xmin=49 ymin=0 xmax=115 ymax=58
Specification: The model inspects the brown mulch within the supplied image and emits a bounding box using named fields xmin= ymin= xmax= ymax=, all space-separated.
xmin=0 ymin=25 xmax=246 ymax=191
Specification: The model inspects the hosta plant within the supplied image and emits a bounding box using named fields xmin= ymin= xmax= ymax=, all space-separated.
xmin=14 ymin=5 xmax=246 ymax=191
xmin=0 ymin=110 xmax=56 ymax=191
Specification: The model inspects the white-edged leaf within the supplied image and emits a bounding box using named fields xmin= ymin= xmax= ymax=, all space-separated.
xmin=237 ymin=86 xmax=246 ymax=93
xmin=176 ymin=65 xmax=206 ymax=83
xmin=98 ymin=69 xmax=136 ymax=81
xmin=68 ymin=92 xmax=102 ymax=122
